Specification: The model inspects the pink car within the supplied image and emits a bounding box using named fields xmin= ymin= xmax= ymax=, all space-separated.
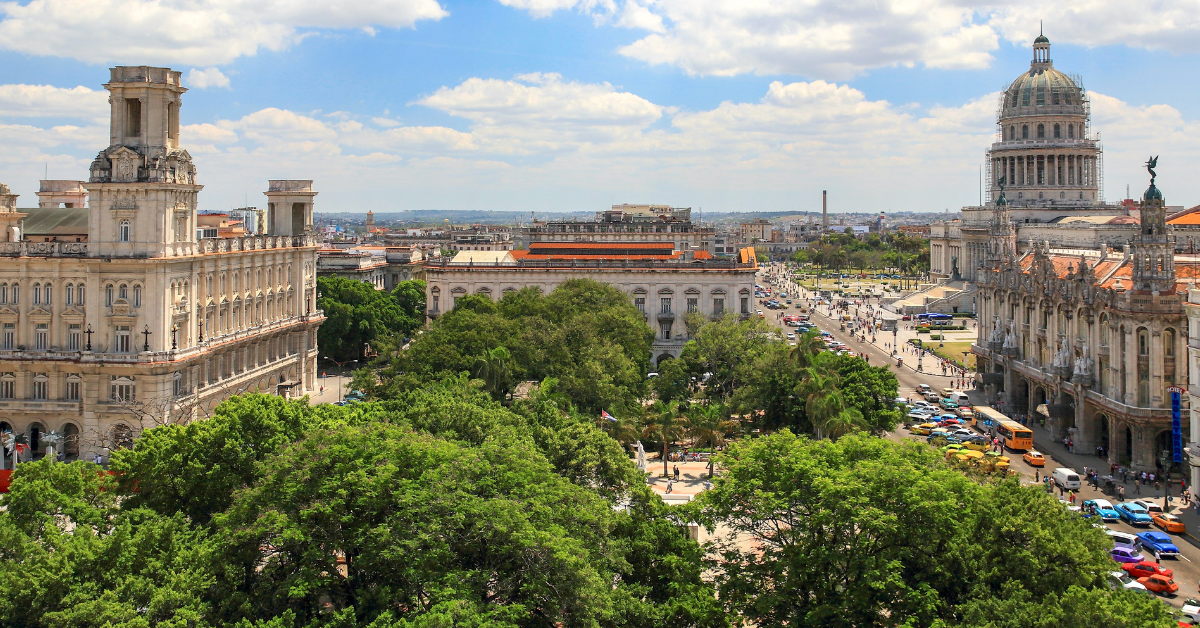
xmin=1110 ymin=547 xmax=1144 ymax=564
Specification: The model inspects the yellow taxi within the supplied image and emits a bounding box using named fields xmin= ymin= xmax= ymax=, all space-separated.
xmin=1022 ymin=450 xmax=1046 ymax=467
xmin=961 ymin=438 xmax=990 ymax=451
xmin=1152 ymin=512 xmax=1186 ymax=534
xmin=911 ymin=423 xmax=937 ymax=435
xmin=940 ymin=388 xmax=955 ymax=398
xmin=956 ymin=407 xmax=975 ymax=420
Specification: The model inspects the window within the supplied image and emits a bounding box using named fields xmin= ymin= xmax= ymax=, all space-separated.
xmin=1053 ymin=124 xmax=1060 ymax=138
xmin=713 ymin=298 xmax=725 ymax=315
xmin=0 ymin=375 xmax=13 ymax=399
xmin=119 ymin=220 xmax=131 ymax=242
xmin=32 ymin=283 xmax=40 ymax=305
xmin=1165 ymin=328 xmax=1177 ymax=386
xmin=661 ymin=322 xmax=672 ymax=340
xmin=1022 ymin=125 xmax=1029 ymax=139
xmin=660 ymin=297 xmax=672 ymax=314
xmin=106 ymin=285 xmax=113 ymax=306
xmin=119 ymin=284 xmax=127 ymax=300
xmin=65 ymin=283 xmax=73 ymax=306
xmin=1037 ymin=123 xmax=1045 ymax=138
xmin=1022 ymin=88 xmax=1030 ymax=106
xmin=32 ymin=377 xmax=47 ymax=400
xmin=68 ymin=324 xmax=81 ymax=351
xmin=34 ymin=324 xmax=47 ymax=351
xmin=686 ymin=297 xmax=698 ymax=313
xmin=43 ymin=284 xmax=51 ymax=306
xmin=1 ymin=323 xmax=12 ymax=350
xmin=1036 ymin=87 xmax=1044 ymax=105
xmin=110 ymin=376 xmax=135 ymax=402
xmin=133 ymin=285 xmax=141 ymax=308
xmin=1052 ymin=90 xmax=1060 ymax=105
xmin=125 ymin=98 xmax=141 ymax=137
xmin=115 ymin=326 xmax=131 ymax=353
xmin=634 ymin=297 xmax=645 ymax=313
xmin=0 ymin=283 xmax=6 ymax=304
xmin=11 ymin=283 xmax=17 ymax=304
xmin=741 ymin=297 xmax=749 ymax=314
xmin=1068 ymin=124 xmax=1074 ymax=139
xmin=76 ymin=284 xmax=84 ymax=305
xmin=66 ymin=377 xmax=81 ymax=401
xmin=173 ymin=372 xmax=185 ymax=397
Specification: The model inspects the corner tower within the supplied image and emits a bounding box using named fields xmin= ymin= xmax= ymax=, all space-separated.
xmin=1130 ymin=157 xmax=1175 ymax=293
xmin=87 ymin=66 xmax=200 ymax=258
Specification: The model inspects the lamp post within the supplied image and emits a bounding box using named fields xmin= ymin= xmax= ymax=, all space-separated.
xmin=198 ymin=318 xmax=204 ymax=342
xmin=84 ymin=325 xmax=93 ymax=351
xmin=917 ymin=338 xmax=924 ymax=373
xmin=141 ymin=326 xmax=151 ymax=352
xmin=170 ymin=324 xmax=178 ymax=350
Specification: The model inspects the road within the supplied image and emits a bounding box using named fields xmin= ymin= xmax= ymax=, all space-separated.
xmin=758 ymin=264 xmax=1200 ymax=607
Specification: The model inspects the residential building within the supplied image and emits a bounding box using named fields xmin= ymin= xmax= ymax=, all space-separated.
xmin=528 ymin=204 xmax=714 ymax=254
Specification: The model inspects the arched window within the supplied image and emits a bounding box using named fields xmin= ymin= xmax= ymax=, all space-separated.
xmin=1022 ymin=125 xmax=1029 ymax=139
xmin=1165 ymin=329 xmax=1176 ymax=357
xmin=105 ymin=285 xmax=113 ymax=306
xmin=14 ymin=283 xmax=20 ymax=304
xmin=43 ymin=284 xmax=51 ymax=305
xmin=1158 ymin=256 xmax=1166 ymax=272
xmin=1037 ymin=123 xmax=1045 ymax=138
xmin=1009 ymin=126 xmax=1015 ymax=140
xmin=65 ymin=283 xmax=73 ymax=306
xmin=31 ymin=283 xmax=40 ymax=305
xmin=1138 ymin=328 xmax=1149 ymax=356
xmin=0 ymin=283 xmax=7 ymax=304
xmin=133 ymin=285 xmax=141 ymax=308
xmin=119 ymin=220 xmax=130 ymax=243
xmin=118 ymin=284 xmax=127 ymax=300
xmin=76 ymin=284 xmax=84 ymax=305
xmin=1053 ymin=124 xmax=1060 ymax=138
xmin=1068 ymin=124 xmax=1074 ymax=138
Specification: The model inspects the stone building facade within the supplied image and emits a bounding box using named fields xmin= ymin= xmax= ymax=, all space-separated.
xmin=424 ymin=244 xmax=758 ymax=365
xmin=0 ymin=66 xmax=323 ymax=463
xmin=972 ymin=171 xmax=1190 ymax=473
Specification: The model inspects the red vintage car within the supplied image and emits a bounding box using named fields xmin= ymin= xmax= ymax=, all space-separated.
xmin=1138 ymin=574 xmax=1179 ymax=595
xmin=1123 ymin=561 xmax=1174 ymax=579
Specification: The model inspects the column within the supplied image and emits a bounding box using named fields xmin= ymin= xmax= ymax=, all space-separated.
xmin=1049 ymin=155 xmax=1056 ymax=186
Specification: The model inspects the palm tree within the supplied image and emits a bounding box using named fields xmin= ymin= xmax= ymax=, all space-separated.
xmin=472 ymin=346 xmax=512 ymax=401
xmin=819 ymin=407 xmax=868 ymax=441
xmin=686 ymin=403 xmax=735 ymax=449
xmin=789 ymin=330 xmax=826 ymax=368
xmin=642 ymin=400 xmax=689 ymax=476
xmin=801 ymin=366 xmax=842 ymax=438
xmin=609 ymin=415 xmax=640 ymax=446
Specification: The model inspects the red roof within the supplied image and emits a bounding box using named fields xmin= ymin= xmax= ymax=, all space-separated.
xmin=528 ymin=242 xmax=675 ymax=249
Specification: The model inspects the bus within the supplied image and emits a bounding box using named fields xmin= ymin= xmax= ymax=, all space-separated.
xmin=972 ymin=406 xmax=1033 ymax=451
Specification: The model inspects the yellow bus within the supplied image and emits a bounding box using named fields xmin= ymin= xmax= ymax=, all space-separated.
xmin=971 ymin=406 xmax=1034 ymax=452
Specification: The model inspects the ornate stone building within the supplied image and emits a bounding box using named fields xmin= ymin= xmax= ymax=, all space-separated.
xmin=929 ymin=30 xmax=1129 ymax=282
xmin=0 ymin=66 xmax=324 ymax=463
xmin=973 ymin=164 xmax=1191 ymax=472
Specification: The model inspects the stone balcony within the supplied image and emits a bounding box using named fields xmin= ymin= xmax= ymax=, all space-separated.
xmin=199 ymin=234 xmax=320 ymax=254
xmin=0 ymin=241 xmax=87 ymax=257
xmin=0 ymin=399 xmax=82 ymax=413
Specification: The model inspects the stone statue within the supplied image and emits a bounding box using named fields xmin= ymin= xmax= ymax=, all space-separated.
xmin=989 ymin=316 xmax=1004 ymax=344
xmin=950 ymin=256 xmax=960 ymax=280
xmin=1002 ymin=320 xmax=1019 ymax=355
xmin=1052 ymin=337 xmax=1072 ymax=376
xmin=1073 ymin=345 xmax=1093 ymax=379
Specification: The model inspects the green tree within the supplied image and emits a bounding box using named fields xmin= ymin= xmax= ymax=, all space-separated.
xmin=641 ymin=400 xmax=688 ymax=476
xmin=685 ymin=403 xmax=735 ymax=449
xmin=317 ymin=276 xmax=421 ymax=363
xmin=472 ymin=345 xmax=514 ymax=401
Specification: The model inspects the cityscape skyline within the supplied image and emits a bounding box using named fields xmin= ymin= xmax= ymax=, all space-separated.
xmin=1 ymin=2 xmax=1198 ymax=213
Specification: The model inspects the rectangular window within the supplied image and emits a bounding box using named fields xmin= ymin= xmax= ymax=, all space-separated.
xmin=32 ymin=379 xmax=46 ymax=400
xmin=740 ymin=297 xmax=749 ymax=314
xmin=68 ymin=324 xmax=81 ymax=351
xmin=66 ymin=378 xmax=80 ymax=401
xmin=661 ymin=322 xmax=672 ymax=340
xmin=686 ymin=297 xmax=698 ymax=313
xmin=713 ymin=298 xmax=724 ymax=315
xmin=111 ymin=378 xmax=134 ymax=402
xmin=34 ymin=324 xmax=47 ymax=351
xmin=660 ymin=298 xmax=672 ymax=314
xmin=125 ymin=98 xmax=141 ymax=137
xmin=634 ymin=297 xmax=645 ymax=313
xmin=2 ymin=323 xmax=12 ymax=350
xmin=0 ymin=378 xmax=12 ymax=399
xmin=115 ymin=326 xmax=131 ymax=353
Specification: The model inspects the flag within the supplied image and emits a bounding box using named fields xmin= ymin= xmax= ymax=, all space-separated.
xmin=13 ymin=443 xmax=28 ymax=455
xmin=601 ymin=410 xmax=617 ymax=422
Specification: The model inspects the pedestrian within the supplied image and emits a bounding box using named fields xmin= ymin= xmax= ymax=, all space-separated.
xmin=1155 ymin=481 xmax=1161 ymax=498
xmin=1118 ymin=485 xmax=1125 ymax=500
xmin=1035 ymin=470 xmax=1040 ymax=482
xmin=673 ymin=464 xmax=680 ymax=481
xmin=1069 ymin=491 xmax=1076 ymax=505
xmin=666 ymin=478 xmax=673 ymax=494
xmin=1135 ymin=480 xmax=1141 ymax=495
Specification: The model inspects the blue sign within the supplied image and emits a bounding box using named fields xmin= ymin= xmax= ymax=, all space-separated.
xmin=1171 ymin=389 xmax=1183 ymax=464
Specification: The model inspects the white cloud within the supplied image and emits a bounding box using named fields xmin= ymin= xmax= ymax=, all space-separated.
xmin=0 ymin=0 xmax=448 ymax=66
xmin=0 ymin=84 xmax=107 ymax=120
xmin=3 ymin=74 xmax=1199 ymax=214
xmin=499 ymin=0 xmax=1200 ymax=79
xmin=187 ymin=68 xmax=230 ymax=89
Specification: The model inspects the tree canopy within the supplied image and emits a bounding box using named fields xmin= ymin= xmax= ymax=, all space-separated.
xmin=316 ymin=276 xmax=425 ymax=363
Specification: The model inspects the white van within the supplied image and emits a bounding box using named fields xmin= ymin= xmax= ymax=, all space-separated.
xmin=1053 ymin=467 xmax=1082 ymax=490
xmin=1106 ymin=529 xmax=1138 ymax=548
xmin=949 ymin=392 xmax=971 ymax=406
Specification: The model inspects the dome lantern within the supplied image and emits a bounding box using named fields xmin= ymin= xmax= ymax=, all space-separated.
xmin=1033 ymin=22 xmax=1051 ymax=66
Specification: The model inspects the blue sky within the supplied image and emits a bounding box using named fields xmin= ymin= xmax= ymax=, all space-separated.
xmin=1 ymin=0 xmax=1198 ymax=214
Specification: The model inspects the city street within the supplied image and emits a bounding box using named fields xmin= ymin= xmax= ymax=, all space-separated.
xmin=759 ymin=264 xmax=1200 ymax=607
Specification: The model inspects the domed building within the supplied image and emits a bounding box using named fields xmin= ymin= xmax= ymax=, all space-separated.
xmin=989 ymin=32 xmax=1101 ymax=207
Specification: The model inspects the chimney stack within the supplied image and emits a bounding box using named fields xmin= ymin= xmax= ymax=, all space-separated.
xmin=822 ymin=190 xmax=828 ymax=228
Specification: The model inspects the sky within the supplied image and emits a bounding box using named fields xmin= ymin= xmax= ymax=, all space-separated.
xmin=1 ymin=0 xmax=1199 ymax=215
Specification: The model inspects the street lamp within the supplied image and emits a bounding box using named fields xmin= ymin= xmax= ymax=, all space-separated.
xmin=917 ymin=338 xmax=924 ymax=372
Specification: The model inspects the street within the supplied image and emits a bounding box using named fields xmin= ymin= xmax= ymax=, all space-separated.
xmin=759 ymin=264 xmax=1200 ymax=607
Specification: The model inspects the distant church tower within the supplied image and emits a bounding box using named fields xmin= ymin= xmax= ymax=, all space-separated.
xmin=1130 ymin=158 xmax=1175 ymax=293
xmin=365 ymin=210 xmax=375 ymax=232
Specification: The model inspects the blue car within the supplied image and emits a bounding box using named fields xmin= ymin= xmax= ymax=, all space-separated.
xmin=1082 ymin=499 xmax=1120 ymax=522
xmin=1115 ymin=502 xmax=1154 ymax=526
xmin=1136 ymin=531 xmax=1180 ymax=557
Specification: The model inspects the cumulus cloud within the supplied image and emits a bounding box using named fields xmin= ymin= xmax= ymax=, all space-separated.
xmin=0 ymin=0 xmax=448 ymax=66
xmin=187 ymin=68 xmax=230 ymax=89
xmin=498 ymin=0 xmax=1200 ymax=79
xmin=0 ymin=84 xmax=107 ymax=120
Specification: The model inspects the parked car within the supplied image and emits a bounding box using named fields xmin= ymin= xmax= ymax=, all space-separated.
xmin=1110 ymin=547 xmax=1144 ymax=563
xmin=910 ymin=423 xmax=937 ymax=435
xmin=1108 ymin=571 xmax=1149 ymax=594
xmin=939 ymin=398 xmax=959 ymax=410
xmin=1082 ymin=499 xmax=1120 ymax=522
xmin=956 ymin=407 xmax=975 ymax=420
xmin=1135 ymin=531 xmax=1179 ymax=557
xmin=1133 ymin=500 xmax=1164 ymax=516
xmin=1107 ymin=529 xmax=1138 ymax=548
xmin=1122 ymin=560 xmax=1174 ymax=579
xmin=1022 ymin=451 xmax=1046 ymax=467
xmin=924 ymin=391 xmax=941 ymax=403
xmin=1151 ymin=512 xmax=1186 ymax=534
xmin=1115 ymin=502 xmax=1154 ymax=527
xmin=916 ymin=384 xmax=932 ymax=394
xmin=1137 ymin=574 xmax=1178 ymax=596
